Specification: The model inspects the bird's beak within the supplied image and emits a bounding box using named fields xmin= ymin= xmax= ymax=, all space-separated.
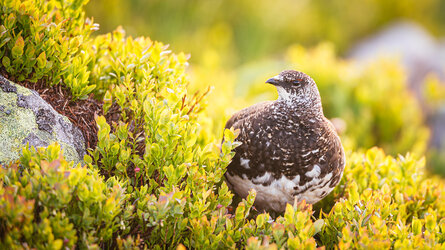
xmin=266 ymin=76 xmax=280 ymax=86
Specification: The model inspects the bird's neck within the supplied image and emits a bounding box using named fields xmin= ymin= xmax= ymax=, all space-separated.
xmin=276 ymin=93 xmax=323 ymax=118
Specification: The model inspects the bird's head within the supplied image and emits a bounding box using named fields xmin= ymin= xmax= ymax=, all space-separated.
xmin=266 ymin=70 xmax=320 ymax=104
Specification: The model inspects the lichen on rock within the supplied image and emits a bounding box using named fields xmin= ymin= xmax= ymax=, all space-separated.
xmin=0 ymin=75 xmax=86 ymax=165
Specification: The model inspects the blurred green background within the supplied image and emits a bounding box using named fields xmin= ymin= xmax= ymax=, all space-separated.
xmin=86 ymin=0 xmax=445 ymax=66
xmin=85 ymin=0 xmax=445 ymax=175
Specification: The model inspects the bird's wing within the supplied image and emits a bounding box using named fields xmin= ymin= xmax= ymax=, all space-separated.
xmin=224 ymin=101 xmax=273 ymax=130
xmin=280 ymin=118 xmax=345 ymax=193
xmin=226 ymin=112 xmax=344 ymax=184
xmin=315 ymin=117 xmax=346 ymax=187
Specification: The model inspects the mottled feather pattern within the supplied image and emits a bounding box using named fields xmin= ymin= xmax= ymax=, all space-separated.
xmin=224 ymin=70 xmax=345 ymax=212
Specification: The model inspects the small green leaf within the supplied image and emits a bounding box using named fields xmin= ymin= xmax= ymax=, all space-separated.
xmin=111 ymin=143 xmax=120 ymax=155
xmin=12 ymin=36 xmax=24 ymax=58
xmin=2 ymin=56 xmax=10 ymax=67
xmin=256 ymin=214 xmax=265 ymax=228
xmin=0 ymin=37 xmax=11 ymax=49
xmin=103 ymin=90 xmax=113 ymax=114
xmin=83 ymin=154 xmax=93 ymax=164
xmin=312 ymin=219 xmax=325 ymax=235
xmin=235 ymin=203 xmax=245 ymax=222
xmin=425 ymin=213 xmax=437 ymax=232
xmin=348 ymin=181 xmax=360 ymax=203
xmin=82 ymin=84 xmax=96 ymax=96
xmin=37 ymin=51 xmax=46 ymax=69
xmin=25 ymin=44 xmax=35 ymax=58
xmin=52 ymin=239 xmax=63 ymax=249
xmin=5 ymin=13 xmax=15 ymax=29
xmin=412 ymin=217 xmax=422 ymax=235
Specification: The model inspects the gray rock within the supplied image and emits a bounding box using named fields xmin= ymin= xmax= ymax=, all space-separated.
xmin=431 ymin=107 xmax=445 ymax=149
xmin=0 ymin=75 xmax=86 ymax=165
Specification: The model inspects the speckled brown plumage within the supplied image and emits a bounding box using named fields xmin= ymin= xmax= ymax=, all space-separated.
xmin=224 ymin=70 xmax=345 ymax=213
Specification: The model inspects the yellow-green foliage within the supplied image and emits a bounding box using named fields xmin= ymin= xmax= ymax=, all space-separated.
xmin=0 ymin=144 xmax=129 ymax=248
xmin=86 ymin=0 xmax=445 ymax=66
xmin=2 ymin=146 xmax=445 ymax=248
xmin=1 ymin=0 xmax=444 ymax=249
xmin=321 ymin=148 xmax=445 ymax=249
xmin=0 ymin=0 xmax=96 ymax=100
xmin=83 ymin=24 xmax=243 ymax=246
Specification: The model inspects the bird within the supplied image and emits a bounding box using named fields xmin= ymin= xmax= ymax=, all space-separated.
xmin=224 ymin=70 xmax=345 ymax=213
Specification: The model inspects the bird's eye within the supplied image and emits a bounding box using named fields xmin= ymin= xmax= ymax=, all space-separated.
xmin=293 ymin=78 xmax=303 ymax=84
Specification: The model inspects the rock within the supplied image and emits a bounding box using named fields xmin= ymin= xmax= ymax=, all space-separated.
xmin=431 ymin=106 xmax=445 ymax=149
xmin=0 ymin=75 xmax=86 ymax=165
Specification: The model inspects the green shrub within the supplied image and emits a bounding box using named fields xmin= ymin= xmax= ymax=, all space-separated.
xmin=0 ymin=0 xmax=96 ymax=100
xmin=85 ymin=0 xmax=445 ymax=66
xmin=0 ymin=144 xmax=129 ymax=248
xmin=320 ymin=148 xmax=445 ymax=248
xmin=1 ymin=1 xmax=444 ymax=249
xmin=3 ymin=145 xmax=444 ymax=248
xmin=84 ymin=26 xmax=242 ymax=247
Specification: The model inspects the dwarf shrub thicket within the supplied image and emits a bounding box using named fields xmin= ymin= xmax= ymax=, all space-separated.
xmin=0 ymin=0 xmax=97 ymax=100
xmin=1 ymin=0 xmax=444 ymax=249
xmin=0 ymin=144 xmax=129 ymax=248
xmin=2 ymin=146 xmax=444 ymax=248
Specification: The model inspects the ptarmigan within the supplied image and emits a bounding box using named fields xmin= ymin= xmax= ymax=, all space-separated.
xmin=224 ymin=70 xmax=345 ymax=213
